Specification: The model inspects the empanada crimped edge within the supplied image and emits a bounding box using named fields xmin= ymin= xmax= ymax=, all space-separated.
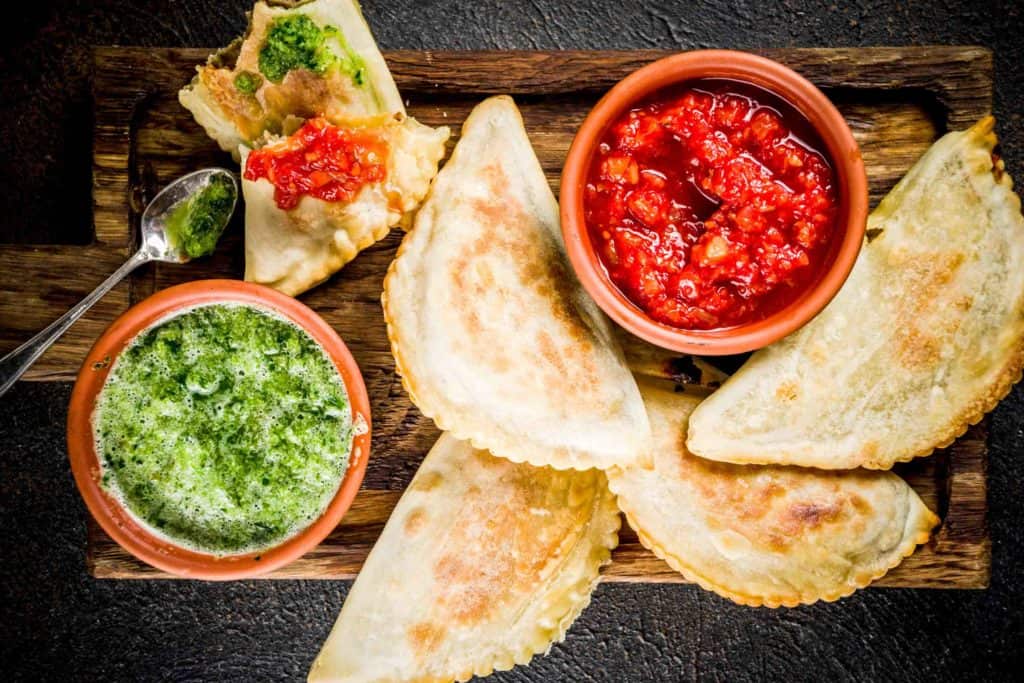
xmin=610 ymin=490 xmax=936 ymax=608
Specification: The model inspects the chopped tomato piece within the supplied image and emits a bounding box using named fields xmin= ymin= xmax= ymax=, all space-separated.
xmin=244 ymin=116 xmax=388 ymax=210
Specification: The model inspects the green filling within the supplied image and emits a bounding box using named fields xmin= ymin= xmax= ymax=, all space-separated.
xmin=94 ymin=304 xmax=354 ymax=555
xmin=164 ymin=175 xmax=235 ymax=259
xmin=233 ymin=70 xmax=263 ymax=95
xmin=257 ymin=13 xmax=366 ymax=86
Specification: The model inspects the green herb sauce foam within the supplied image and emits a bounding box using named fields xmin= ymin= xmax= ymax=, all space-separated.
xmin=257 ymin=13 xmax=366 ymax=86
xmin=93 ymin=303 xmax=353 ymax=555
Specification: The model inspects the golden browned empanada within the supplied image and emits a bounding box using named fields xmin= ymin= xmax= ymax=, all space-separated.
xmin=609 ymin=380 xmax=939 ymax=608
xmin=308 ymin=433 xmax=620 ymax=682
xmin=383 ymin=96 xmax=651 ymax=471
xmin=179 ymin=0 xmax=406 ymax=157
xmin=687 ymin=117 xmax=1024 ymax=469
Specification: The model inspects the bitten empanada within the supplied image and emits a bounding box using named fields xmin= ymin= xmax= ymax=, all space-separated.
xmin=609 ymin=381 xmax=939 ymax=607
xmin=309 ymin=433 xmax=620 ymax=682
xmin=687 ymin=117 xmax=1024 ymax=469
xmin=180 ymin=0 xmax=450 ymax=296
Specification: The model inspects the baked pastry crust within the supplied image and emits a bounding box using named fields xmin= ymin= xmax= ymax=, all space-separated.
xmin=383 ymin=96 xmax=650 ymax=471
xmin=179 ymin=0 xmax=406 ymax=157
xmin=610 ymin=380 xmax=939 ymax=607
xmin=309 ymin=433 xmax=620 ymax=682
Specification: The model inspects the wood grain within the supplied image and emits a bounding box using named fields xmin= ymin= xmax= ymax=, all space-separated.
xmin=2 ymin=46 xmax=994 ymax=587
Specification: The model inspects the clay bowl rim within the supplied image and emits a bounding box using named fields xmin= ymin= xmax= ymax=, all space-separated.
xmin=560 ymin=49 xmax=868 ymax=355
xmin=66 ymin=279 xmax=371 ymax=580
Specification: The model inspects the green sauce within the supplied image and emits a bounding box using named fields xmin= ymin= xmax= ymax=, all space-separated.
xmin=94 ymin=303 xmax=354 ymax=555
xmin=257 ymin=13 xmax=366 ymax=86
xmin=233 ymin=70 xmax=263 ymax=95
xmin=164 ymin=175 xmax=235 ymax=259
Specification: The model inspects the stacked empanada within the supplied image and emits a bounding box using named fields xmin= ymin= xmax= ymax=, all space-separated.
xmin=611 ymin=381 xmax=938 ymax=608
xmin=309 ymin=434 xmax=620 ymax=682
xmin=312 ymin=96 xmax=643 ymax=682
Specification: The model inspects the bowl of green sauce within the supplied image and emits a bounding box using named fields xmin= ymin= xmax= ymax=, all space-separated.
xmin=67 ymin=280 xmax=371 ymax=579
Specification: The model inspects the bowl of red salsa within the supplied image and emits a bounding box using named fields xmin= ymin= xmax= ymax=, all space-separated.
xmin=561 ymin=50 xmax=867 ymax=355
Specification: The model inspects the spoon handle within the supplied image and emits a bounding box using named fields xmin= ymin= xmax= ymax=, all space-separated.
xmin=0 ymin=249 xmax=151 ymax=398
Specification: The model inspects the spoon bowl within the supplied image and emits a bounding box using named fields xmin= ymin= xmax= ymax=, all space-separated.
xmin=142 ymin=167 xmax=239 ymax=263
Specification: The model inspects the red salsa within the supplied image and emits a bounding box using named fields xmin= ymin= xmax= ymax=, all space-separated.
xmin=244 ymin=117 xmax=388 ymax=210
xmin=584 ymin=80 xmax=838 ymax=330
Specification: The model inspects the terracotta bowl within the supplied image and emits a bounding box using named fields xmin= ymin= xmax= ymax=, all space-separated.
xmin=67 ymin=280 xmax=371 ymax=580
xmin=561 ymin=50 xmax=868 ymax=355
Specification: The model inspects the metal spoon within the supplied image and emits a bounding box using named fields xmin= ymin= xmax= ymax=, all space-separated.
xmin=0 ymin=168 xmax=239 ymax=398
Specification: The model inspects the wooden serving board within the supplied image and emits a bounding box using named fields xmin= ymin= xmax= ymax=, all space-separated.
xmin=0 ymin=47 xmax=994 ymax=586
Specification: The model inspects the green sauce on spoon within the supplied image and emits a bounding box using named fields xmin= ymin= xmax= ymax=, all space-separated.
xmin=164 ymin=174 xmax=236 ymax=259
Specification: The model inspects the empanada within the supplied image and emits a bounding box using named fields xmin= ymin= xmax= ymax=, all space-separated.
xmin=241 ymin=115 xmax=448 ymax=295
xmin=309 ymin=433 xmax=620 ymax=682
xmin=180 ymin=0 xmax=450 ymax=296
xmin=609 ymin=380 xmax=939 ymax=607
xmin=179 ymin=0 xmax=405 ymax=157
xmin=687 ymin=117 xmax=1024 ymax=469
xmin=383 ymin=96 xmax=650 ymax=471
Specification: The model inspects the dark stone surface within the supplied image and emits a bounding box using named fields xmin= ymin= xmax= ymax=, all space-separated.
xmin=1 ymin=1 xmax=1022 ymax=680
